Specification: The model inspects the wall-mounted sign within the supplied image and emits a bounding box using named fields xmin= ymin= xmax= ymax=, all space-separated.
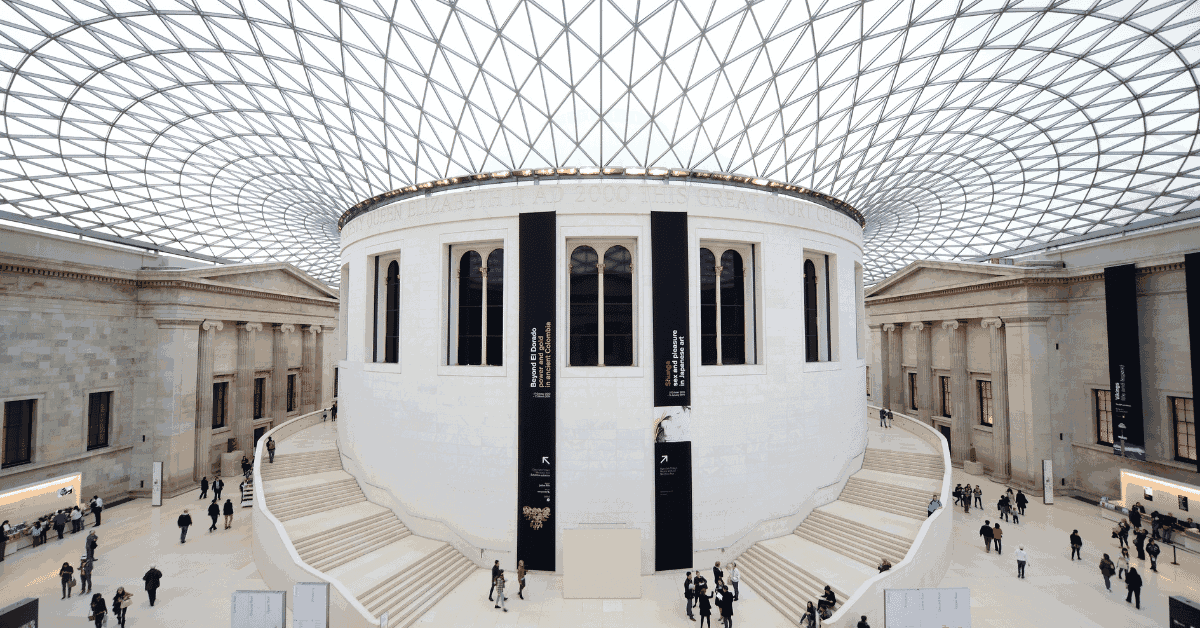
xmin=151 ymin=461 xmax=163 ymax=507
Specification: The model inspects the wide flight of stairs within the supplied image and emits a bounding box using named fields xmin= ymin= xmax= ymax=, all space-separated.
xmin=737 ymin=422 xmax=946 ymax=625
xmin=262 ymin=445 xmax=478 ymax=628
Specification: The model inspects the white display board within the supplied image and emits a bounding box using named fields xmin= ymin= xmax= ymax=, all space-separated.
xmin=151 ymin=461 xmax=163 ymax=507
xmin=293 ymin=582 xmax=329 ymax=628
xmin=885 ymin=587 xmax=971 ymax=628
xmin=1043 ymin=459 xmax=1054 ymax=505
xmin=231 ymin=590 xmax=286 ymax=628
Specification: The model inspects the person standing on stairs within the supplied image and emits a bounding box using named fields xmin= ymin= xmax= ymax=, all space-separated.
xmin=980 ymin=520 xmax=994 ymax=552
xmin=241 ymin=456 xmax=252 ymax=478
xmin=494 ymin=569 xmax=508 ymax=612
xmin=729 ymin=562 xmax=740 ymax=601
xmin=213 ymin=478 xmax=224 ymax=501
xmin=266 ymin=436 xmax=276 ymax=463
xmin=1015 ymin=546 xmax=1027 ymax=578
xmin=684 ymin=572 xmax=695 ymax=621
xmin=1070 ymin=530 xmax=1083 ymax=560
xmin=992 ymin=523 xmax=1004 ymax=554
xmin=928 ymin=495 xmax=942 ymax=518
xmin=178 ymin=509 xmax=192 ymax=544
xmin=207 ymin=498 xmax=220 ymax=532
xmin=199 ymin=476 xmax=209 ymax=500
xmin=488 ymin=560 xmax=500 ymax=602
xmin=516 ymin=559 xmax=526 ymax=599
xmin=223 ymin=499 xmax=235 ymax=529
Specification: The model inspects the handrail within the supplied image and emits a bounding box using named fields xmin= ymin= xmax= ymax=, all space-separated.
xmin=826 ymin=406 xmax=954 ymax=626
xmin=254 ymin=408 xmax=381 ymax=626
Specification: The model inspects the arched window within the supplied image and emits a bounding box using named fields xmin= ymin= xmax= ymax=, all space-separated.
xmin=384 ymin=260 xmax=400 ymax=363
xmin=486 ymin=249 xmax=504 ymax=366
xmin=603 ymin=245 xmax=633 ymax=366
xmin=804 ymin=259 xmax=819 ymax=362
xmin=457 ymin=251 xmax=483 ymax=365
xmin=700 ymin=248 xmax=718 ymax=365
xmin=720 ymin=250 xmax=745 ymax=365
xmin=569 ymin=246 xmax=599 ymax=366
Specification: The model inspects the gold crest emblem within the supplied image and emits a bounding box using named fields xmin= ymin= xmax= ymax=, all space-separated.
xmin=523 ymin=506 xmax=551 ymax=530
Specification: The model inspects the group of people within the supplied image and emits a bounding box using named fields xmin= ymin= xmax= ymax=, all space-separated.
xmin=81 ymin=567 xmax=162 ymax=628
xmin=487 ymin=559 xmax=526 ymax=612
xmin=12 ymin=495 xmax=106 ymax=552
xmin=1094 ymin=501 xmax=1188 ymax=610
xmin=878 ymin=408 xmax=894 ymax=428
xmin=683 ymin=562 xmax=740 ymax=627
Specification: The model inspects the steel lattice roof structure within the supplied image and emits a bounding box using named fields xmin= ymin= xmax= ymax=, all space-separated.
xmin=1 ymin=0 xmax=1198 ymax=285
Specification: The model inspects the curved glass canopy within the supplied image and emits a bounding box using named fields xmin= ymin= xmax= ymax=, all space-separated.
xmin=1 ymin=0 xmax=1197 ymax=284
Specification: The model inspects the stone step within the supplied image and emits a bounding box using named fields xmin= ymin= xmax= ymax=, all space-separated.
xmin=273 ymin=491 xmax=367 ymax=522
xmin=361 ymin=545 xmax=458 ymax=611
xmin=307 ymin=525 xmax=413 ymax=572
xmin=795 ymin=516 xmax=908 ymax=566
xmin=845 ymin=476 xmax=934 ymax=501
xmin=389 ymin=556 xmax=478 ymax=628
xmin=294 ymin=511 xmax=395 ymax=547
xmin=266 ymin=483 xmax=365 ymax=512
xmin=808 ymin=510 xmax=912 ymax=549
xmin=837 ymin=490 xmax=927 ymax=520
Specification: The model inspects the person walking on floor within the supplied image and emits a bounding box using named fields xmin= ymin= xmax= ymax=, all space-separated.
xmin=200 ymin=476 xmax=209 ymax=500
xmin=0 ymin=521 xmax=7 ymax=561
xmin=800 ymin=601 xmax=817 ymax=628
xmin=89 ymin=593 xmax=107 ymax=628
xmin=684 ymin=572 xmax=695 ymax=621
xmin=729 ymin=562 xmax=740 ymax=600
xmin=1070 ymin=530 xmax=1083 ymax=560
xmin=85 ymin=531 xmax=98 ymax=564
xmin=54 ymin=509 xmax=67 ymax=540
xmin=928 ymin=495 xmax=942 ymax=518
xmin=1126 ymin=567 xmax=1143 ymax=609
xmin=266 ymin=436 xmax=276 ymax=463
xmin=1147 ymin=538 xmax=1160 ymax=571
xmin=887 ymin=409 xmax=894 ymax=427
xmin=59 ymin=561 xmax=75 ymax=599
xmin=212 ymin=478 xmax=224 ymax=501
xmin=1117 ymin=548 xmax=1130 ymax=580
xmin=880 ymin=407 xmax=887 ymax=428
xmin=241 ymin=456 xmax=251 ymax=478
xmin=207 ymin=499 xmax=220 ymax=532
xmin=143 ymin=565 xmax=162 ymax=606
xmin=488 ymin=560 xmax=500 ymax=601
xmin=177 ymin=509 xmax=192 ymax=544
xmin=112 ymin=587 xmax=132 ymax=626
xmin=494 ymin=569 xmax=508 ymax=612
xmin=696 ymin=586 xmax=713 ymax=628
xmin=1116 ymin=520 xmax=1131 ymax=548
xmin=1100 ymin=554 xmax=1116 ymax=591
xmin=1134 ymin=526 xmax=1148 ymax=560
xmin=89 ymin=495 xmax=103 ymax=527
xmin=992 ymin=523 xmax=1004 ymax=554
xmin=953 ymin=484 xmax=962 ymax=507
xmin=857 ymin=616 xmax=871 ymax=628
xmin=963 ymin=487 xmax=971 ymax=514
xmin=223 ymin=499 xmax=234 ymax=529
xmin=980 ymin=520 xmax=994 ymax=552
xmin=79 ymin=557 xmax=93 ymax=594
xmin=1015 ymin=489 xmax=1027 ymax=515
xmin=974 ymin=485 xmax=983 ymax=509
xmin=1015 ymin=546 xmax=1027 ymax=578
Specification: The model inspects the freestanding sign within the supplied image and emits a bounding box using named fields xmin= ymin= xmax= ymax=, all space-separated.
xmin=151 ymin=461 xmax=163 ymax=507
xmin=230 ymin=590 xmax=285 ymax=628
xmin=517 ymin=211 xmax=557 ymax=572
xmin=293 ymin=582 xmax=329 ymax=628
xmin=885 ymin=587 xmax=971 ymax=627
xmin=1104 ymin=264 xmax=1145 ymax=449
xmin=651 ymin=211 xmax=693 ymax=571
xmin=1043 ymin=459 xmax=1054 ymax=505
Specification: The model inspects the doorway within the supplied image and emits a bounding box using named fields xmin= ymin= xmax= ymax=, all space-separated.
xmin=253 ymin=427 xmax=267 ymax=448
xmin=940 ymin=425 xmax=952 ymax=455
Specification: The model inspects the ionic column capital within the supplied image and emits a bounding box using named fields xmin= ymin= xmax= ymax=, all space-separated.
xmin=201 ymin=320 xmax=224 ymax=332
xmin=940 ymin=320 xmax=962 ymax=331
xmin=881 ymin=323 xmax=897 ymax=332
xmin=237 ymin=321 xmax=264 ymax=333
xmin=303 ymin=325 xmax=322 ymax=335
xmin=981 ymin=317 xmax=1004 ymax=330
xmin=909 ymin=321 xmax=930 ymax=331
xmin=273 ymin=323 xmax=296 ymax=333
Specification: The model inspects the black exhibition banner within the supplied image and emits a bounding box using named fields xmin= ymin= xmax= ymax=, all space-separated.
xmin=1186 ymin=253 xmax=1200 ymax=473
xmin=651 ymin=211 xmax=692 ymax=407
xmin=1104 ymin=264 xmax=1145 ymax=448
xmin=651 ymin=210 xmax=693 ymax=571
xmin=655 ymin=440 xmax=693 ymax=571
xmin=517 ymin=211 xmax=556 ymax=572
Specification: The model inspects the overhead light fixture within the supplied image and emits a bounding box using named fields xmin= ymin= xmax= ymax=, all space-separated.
xmin=648 ymin=167 xmax=669 ymax=176
xmin=580 ymin=167 xmax=601 ymax=175
xmin=625 ymin=168 xmax=646 ymax=175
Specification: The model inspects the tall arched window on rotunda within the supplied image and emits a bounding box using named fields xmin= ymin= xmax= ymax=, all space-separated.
xmin=384 ymin=260 xmax=400 ymax=363
xmin=569 ymin=241 xmax=636 ymax=366
xmin=450 ymin=244 xmax=504 ymax=365
xmin=804 ymin=259 xmax=819 ymax=362
xmin=700 ymin=242 xmax=757 ymax=365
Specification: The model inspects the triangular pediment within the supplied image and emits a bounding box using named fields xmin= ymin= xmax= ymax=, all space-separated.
xmin=867 ymin=262 xmax=1021 ymax=298
xmin=175 ymin=263 xmax=337 ymax=299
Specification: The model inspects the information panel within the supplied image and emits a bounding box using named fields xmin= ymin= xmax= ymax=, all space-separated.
xmin=885 ymin=587 xmax=971 ymax=628
xmin=293 ymin=582 xmax=329 ymax=628
xmin=517 ymin=211 xmax=557 ymax=572
xmin=230 ymin=590 xmax=285 ymax=628
xmin=655 ymin=440 xmax=693 ymax=570
xmin=1104 ymin=264 xmax=1145 ymax=448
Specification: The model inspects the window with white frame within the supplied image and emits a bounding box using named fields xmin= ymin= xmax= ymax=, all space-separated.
xmin=700 ymin=241 xmax=757 ymax=365
xmin=569 ymin=240 xmax=636 ymax=367
xmin=448 ymin=243 xmax=504 ymax=365
xmin=371 ymin=252 xmax=401 ymax=363
xmin=1174 ymin=397 xmax=1195 ymax=462
xmin=803 ymin=252 xmax=836 ymax=362
xmin=1095 ymin=389 xmax=1113 ymax=445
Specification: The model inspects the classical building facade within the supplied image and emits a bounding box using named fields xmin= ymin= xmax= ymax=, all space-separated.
xmin=0 ymin=227 xmax=339 ymax=501
xmin=865 ymin=221 xmax=1197 ymax=500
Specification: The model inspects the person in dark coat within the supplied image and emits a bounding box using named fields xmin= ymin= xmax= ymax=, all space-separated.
xmin=223 ymin=499 xmax=235 ymax=529
xmin=213 ymin=478 xmax=224 ymax=501
xmin=89 ymin=495 xmax=103 ymax=526
xmin=177 ymin=509 xmax=192 ymax=543
xmin=1015 ymin=490 xmax=1028 ymax=515
xmin=684 ymin=572 xmax=695 ymax=621
xmin=1070 ymin=530 xmax=1083 ymax=560
xmin=800 ymin=601 xmax=817 ymax=628
xmin=143 ymin=566 xmax=163 ymax=606
xmin=1116 ymin=520 xmax=1131 ymax=548
xmin=90 ymin=593 xmax=108 ymax=628
xmin=53 ymin=509 xmax=67 ymax=540
xmin=0 ymin=520 xmax=7 ymax=561
xmin=241 ymin=456 xmax=251 ymax=478
xmin=880 ymin=407 xmax=887 ymax=427
xmin=266 ymin=436 xmax=276 ymax=463
xmin=992 ymin=523 xmax=1004 ymax=554
xmin=1134 ymin=527 xmax=1148 ymax=559
xmin=693 ymin=572 xmax=707 ymax=608
xmin=1100 ymin=554 xmax=1116 ymax=591
xmin=713 ymin=561 xmax=724 ymax=588
xmin=59 ymin=561 xmax=74 ymax=598
xmin=953 ymin=485 xmax=962 ymax=506
xmin=488 ymin=560 xmax=499 ymax=601
xmin=1125 ymin=567 xmax=1143 ymax=609
xmin=1146 ymin=538 xmax=1161 ymax=571
xmin=817 ymin=585 xmax=836 ymax=613
xmin=112 ymin=587 xmax=132 ymax=626
xmin=980 ymin=520 xmax=994 ymax=552
xmin=696 ymin=586 xmax=713 ymax=628
xmin=720 ymin=585 xmax=734 ymax=628
xmin=79 ymin=557 xmax=93 ymax=594
xmin=1130 ymin=502 xmax=1145 ymax=529
xmin=857 ymin=617 xmax=871 ymax=628
xmin=199 ymin=476 xmax=209 ymax=499
xmin=207 ymin=499 xmax=220 ymax=532
xmin=85 ymin=531 xmax=98 ymax=563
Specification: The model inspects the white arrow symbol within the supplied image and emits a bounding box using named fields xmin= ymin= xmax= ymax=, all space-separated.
xmin=542 ymin=456 xmax=550 ymax=464
xmin=660 ymin=455 xmax=668 ymax=463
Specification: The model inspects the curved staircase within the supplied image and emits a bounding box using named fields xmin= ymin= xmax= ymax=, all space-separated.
xmin=262 ymin=425 xmax=479 ymax=627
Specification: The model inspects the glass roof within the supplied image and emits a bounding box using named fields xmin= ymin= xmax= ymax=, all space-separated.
xmin=1 ymin=0 xmax=1197 ymax=284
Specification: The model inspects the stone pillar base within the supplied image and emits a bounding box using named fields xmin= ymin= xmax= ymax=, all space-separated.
xmin=964 ymin=460 xmax=985 ymax=476
xmin=222 ymin=450 xmax=245 ymax=477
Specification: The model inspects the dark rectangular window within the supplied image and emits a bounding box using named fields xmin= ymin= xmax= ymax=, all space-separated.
xmin=978 ymin=380 xmax=993 ymax=426
xmin=1180 ymin=495 xmax=1189 ymax=512
xmin=3 ymin=399 xmax=35 ymax=468
xmin=86 ymin=391 xmax=111 ymax=451
xmin=1173 ymin=397 xmax=1195 ymax=462
xmin=212 ymin=382 xmax=228 ymax=428
xmin=287 ymin=374 xmax=296 ymax=413
xmin=1095 ymin=389 xmax=1113 ymax=445
xmin=909 ymin=373 xmax=918 ymax=410
xmin=940 ymin=376 xmax=952 ymax=418
xmin=253 ymin=378 xmax=264 ymax=419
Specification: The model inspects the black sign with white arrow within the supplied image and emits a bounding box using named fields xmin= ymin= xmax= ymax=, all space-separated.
xmin=655 ymin=440 xmax=692 ymax=570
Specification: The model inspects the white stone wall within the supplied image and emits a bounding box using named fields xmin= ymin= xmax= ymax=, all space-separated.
xmin=339 ymin=180 xmax=865 ymax=571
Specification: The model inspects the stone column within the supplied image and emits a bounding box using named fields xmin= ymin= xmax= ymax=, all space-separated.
xmin=944 ymin=319 xmax=970 ymax=466
xmin=982 ymin=318 xmax=1011 ymax=482
xmin=234 ymin=322 xmax=262 ymax=453
xmin=193 ymin=320 xmax=222 ymax=481
xmin=148 ymin=319 xmax=202 ymax=497
xmin=1004 ymin=317 xmax=1052 ymax=491
xmin=301 ymin=325 xmax=322 ymax=413
xmin=315 ymin=327 xmax=328 ymax=409
xmin=272 ymin=323 xmax=296 ymax=424
xmin=888 ymin=323 xmax=904 ymax=412
xmin=880 ymin=324 xmax=894 ymax=409
xmin=911 ymin=321 xmax=934 ymax=425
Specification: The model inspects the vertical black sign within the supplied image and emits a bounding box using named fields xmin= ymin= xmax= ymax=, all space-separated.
xmin=1186 ymin=253 xmax=1200 ymax=473
xmin=655 ymin=441 xmax=693 ymax=570
xmin=1170 ymin=595 xmax=1200 ymax=628
xmin=517 ymin=211 xmax=556 ymax=571
xmin=651 ymin=211 xmax=693 ymax=571
xmin=1104 ymin=264 xmax=1145 ymax=448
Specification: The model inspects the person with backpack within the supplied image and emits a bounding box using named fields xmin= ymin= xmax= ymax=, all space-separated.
xmin=1100 ymin=554 xmax=1116 ymax=592
xmin=266 ymin=436 xmax=276 ymax=463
